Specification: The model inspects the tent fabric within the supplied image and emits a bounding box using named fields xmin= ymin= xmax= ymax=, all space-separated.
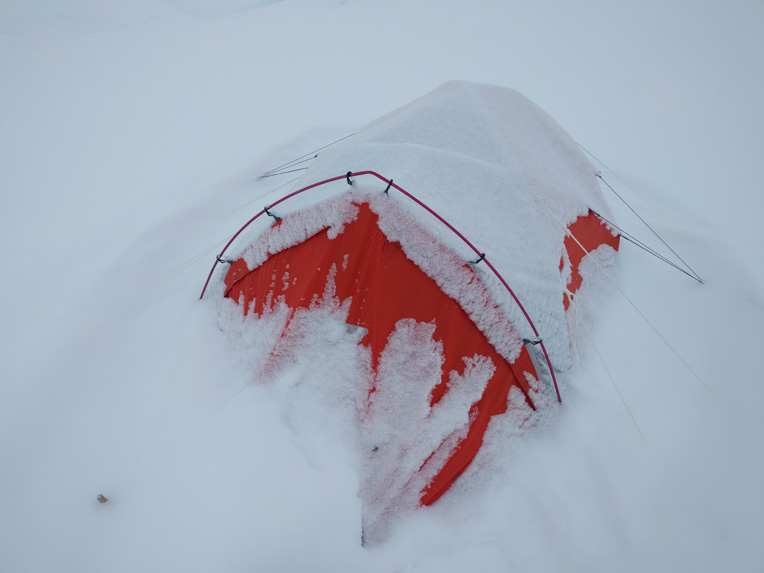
xmin=223 ymin=197 xmax=619 ymax=510
xmin=562 ymin=211 xmax=621 ymax=310
xmin=224 ymin=199 xmax=540 ymax=506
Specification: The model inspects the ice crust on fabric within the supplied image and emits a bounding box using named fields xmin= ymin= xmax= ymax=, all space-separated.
xmin=368 ymin=194 xmax=525 ymax=364
xmin=240 ymin=194 xmax=360 ymax=271
xmin=218 ymin=255 xmax=499 ymax=544
xmin=218 ymin=272 xmax=371 ymax=464
xmin=359 ymin=318 xmax=495 ymax=545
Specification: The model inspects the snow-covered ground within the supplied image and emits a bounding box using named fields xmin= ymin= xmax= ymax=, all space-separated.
xmin=2 ymin=1 xmax=763 ymax=571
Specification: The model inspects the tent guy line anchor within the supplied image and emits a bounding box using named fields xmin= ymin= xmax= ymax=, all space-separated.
xmin=594 ymin=172 xmax=703 ymax=283
xmin=200 ymin=170 xmax=563 ymax=403
xmin=591 ymin=209 xmax=702 ymax=283
xmin=259 ymin=166 xmax=310 ymax=178
xmin=471 ymin=253 xmax=486 ymax=265
xmin=258 ymin=132 xmax=356 ymax=179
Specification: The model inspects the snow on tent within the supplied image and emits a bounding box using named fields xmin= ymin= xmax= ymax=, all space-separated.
xmin=202 ymin=81 xmax=620 ymax=543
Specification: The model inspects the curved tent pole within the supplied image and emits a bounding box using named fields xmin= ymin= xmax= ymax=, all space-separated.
xmin=199 ymin=170 xmax=562 ymax=403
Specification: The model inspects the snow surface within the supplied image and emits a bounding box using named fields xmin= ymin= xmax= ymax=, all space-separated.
xmin=2 ymin=1 xmax=764 ymax=572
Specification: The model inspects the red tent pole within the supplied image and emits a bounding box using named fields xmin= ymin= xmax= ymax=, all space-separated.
xmin=199 ymin=170 xmax=561 ymax=402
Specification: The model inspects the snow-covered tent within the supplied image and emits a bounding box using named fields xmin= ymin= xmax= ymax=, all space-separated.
xmin=208 ymin=81 xmax=620 ymax=542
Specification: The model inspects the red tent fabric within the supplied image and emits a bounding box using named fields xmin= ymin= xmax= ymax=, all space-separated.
xmin=223 ymin=198 xmax=618 ymax=507
xmin=563 ymin=211 xmax=621 ymax=310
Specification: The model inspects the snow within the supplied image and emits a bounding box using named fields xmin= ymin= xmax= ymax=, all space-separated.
xmin=301 ymin=82 xmax=612 ymax=363
xmin=229 ymin=81 xmax=617 ymax=371
xmin=2 ymin=1 xmax=764 ymax=571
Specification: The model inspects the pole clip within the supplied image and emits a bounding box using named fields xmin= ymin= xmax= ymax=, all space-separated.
xmin=471 ymin=252 xmax=486 ymax=265
xmin=264 ymin=206 xmax=281 ymax=222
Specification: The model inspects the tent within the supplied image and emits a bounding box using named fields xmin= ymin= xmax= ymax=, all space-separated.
xmin=207 ymin=81 xmax=620 ymax=542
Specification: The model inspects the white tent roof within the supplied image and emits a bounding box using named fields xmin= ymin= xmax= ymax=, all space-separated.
xmin=276 ymin=80 xmax=617 ymax=369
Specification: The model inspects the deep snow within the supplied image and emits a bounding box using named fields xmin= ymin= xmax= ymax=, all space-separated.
xmin=2 ymin=1 xmax=764 ymax=572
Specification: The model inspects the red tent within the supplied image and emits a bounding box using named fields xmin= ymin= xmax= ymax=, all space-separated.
xmin=206 ymin=82 xmax=620 ymax=542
